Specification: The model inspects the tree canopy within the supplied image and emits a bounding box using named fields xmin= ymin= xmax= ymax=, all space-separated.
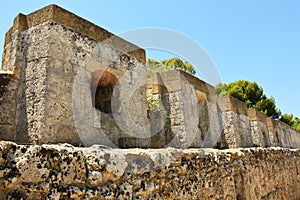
xmin=216 ymin=80 xmax=264 ymax=107
xmin=146 ymin=57 xmax=196 ymax=77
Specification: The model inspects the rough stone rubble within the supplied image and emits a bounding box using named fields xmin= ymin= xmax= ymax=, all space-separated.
xmin=0 ymin=141 xmax=299 ymax=199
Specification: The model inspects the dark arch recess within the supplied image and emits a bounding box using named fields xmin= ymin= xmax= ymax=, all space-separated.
xmin=91 ymin=70 xmax=119 ymax=113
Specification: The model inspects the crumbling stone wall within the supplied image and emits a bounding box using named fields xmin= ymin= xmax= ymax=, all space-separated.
xmin=147 ymin=70 xmax=300 ymax=149
xmin=217 ymin=95 xmax=300 ymax=148
xmin=0 ymin=5 xmax=149 ymax=147
xmin=1 ymin=4 xmax=300 ymax=150
xmin=147 ymin=71 xmax=201 ymax=148
xmin=0 ymin=141 xmax=299 ymax=199
xmin=0 ymin=5 xmax=300 ymax=199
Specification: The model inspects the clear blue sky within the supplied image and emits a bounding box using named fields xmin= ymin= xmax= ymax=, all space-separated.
xmin=1 ymin=1 xmax=299 ymax=117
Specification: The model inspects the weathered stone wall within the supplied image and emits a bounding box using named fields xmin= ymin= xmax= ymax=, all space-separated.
xmin=220 ymin=111 xmax=253 ymax=148
xmin=0 ymin=141 xmax=299 ymax=199
xmin=1 ymin=5 xmax=149 ymax=147
xmin=2 ymin=4 xmax=145 ymax=67
xmin=1 ymin=4 xmax=300 ymax=150
xmin=0 ymin=73 xmax=20 ymax=142
xmin=217 ymin=95 xmax=300 ymax=149
xmin=147 ymin=71 xmax=203 ymax=148
xmin=147 ymin=70 xmax=300 ymax=149
xmin=40 ymin=21 xmax=148 ymax=147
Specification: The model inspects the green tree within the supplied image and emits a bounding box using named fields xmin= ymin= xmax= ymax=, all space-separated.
xmin=293 ymin=117 xmax=300 ymax=131
xmin=254 ymin=96 xmax=281 ymax=119
xmin=146 ymin=57 xmax=196 ymax=77
xmin=280 ymin=113 xmax=295 ymax=126
xmin=216 ymin=80 xmax=281 ymax=119
xmin=280 ymin=114 xmax=300 ymax=131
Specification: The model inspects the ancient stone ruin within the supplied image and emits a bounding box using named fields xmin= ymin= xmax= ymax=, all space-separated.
xmin=0 ymin=5 xmax=299 ymax=199
xmin=1 ymin=5 xmax=299 ymax=150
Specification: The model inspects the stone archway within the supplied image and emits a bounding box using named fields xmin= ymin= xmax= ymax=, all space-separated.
xmin=91 ymin=69 xmax=119 ymax=114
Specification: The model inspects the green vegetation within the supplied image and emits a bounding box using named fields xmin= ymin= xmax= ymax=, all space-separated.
xmin=280 ymin=114 xmax=300 ymax=131
xmin=146 ymin=95 xmax=174 ymax=119
xmin=147 ymin=96 xmax=165 ymax=114
xmin=216 ymin=80 xmax=300 ymax=131
xmin=146 ymin=57 xmax=196 ymax=77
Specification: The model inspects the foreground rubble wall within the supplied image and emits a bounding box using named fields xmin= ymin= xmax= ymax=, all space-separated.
xmin=0 ymin=141 xmax=299 ymax=199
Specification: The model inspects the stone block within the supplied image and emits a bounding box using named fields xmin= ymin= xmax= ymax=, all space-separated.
xmin=26 ymin=37 xmax=51 ymax=61
xmin=0 ymin=104 xmax=16 ymax=125
xmin=5 ymin=4 xmax=145 ymax=62
xmin=1 ymin=42 xmax=12 ymax=70
xmin=0 ymin=125 xmax=15 ymax=141
xmin=217 ymin=96 xmax=237 ymax=112
xmin=151 ymin=132 xmax=166 ymax=148
xmin=56 ymin=125 xmax=82 ymax=146
xmin=195 ymin=90 xmax=207 ymax=103
xmin=250 ymin=121 xmax=270 ymax=147
xmin=45 ymin=99 xmax=73 ymax=124
xmin=46 ymin=75 xmax=73 ymax=101
xmin=238 ymin=114 xmax=253 ymax=147
xmin=0 ymin=76 xmax=18 ymax=99
xmin=136 ymin=138 xmax=151 ymax=148
xmin=47 ymin=59 xmax=74 ymax=79
xmin=217 ymin=96 xmax=248 ymax=116
xmin=248 ymin=109 xmax=267 ymax=124
xmin=221 ymin=111 xmax=240 ymax=148
xmin=235 ymin=98 xmax=248 ymax=116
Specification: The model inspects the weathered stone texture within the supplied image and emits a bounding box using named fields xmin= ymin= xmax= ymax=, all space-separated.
xmin=1 ymin=5 xmax=300 ymax=199
xmin=3 ymin=5 xmax=145 ymax=64
xmin=1 ymin=19 xmax=148 ymax=146
xmin=1 ymin=4 xmax=300 ymax=150
xmin=145 ymin=70 xmax=300 ymax=149
xmin=216 ymin=96 xmax=300 ymax=149
xmin=0 ymin=73 xmax=21 ymax=143
xmin=0 ymin=141 xmax=299 ymax=199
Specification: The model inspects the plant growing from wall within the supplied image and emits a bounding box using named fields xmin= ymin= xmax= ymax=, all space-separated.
xmin=146 ymin=95 xmax=174 ymax=119
xmin=147 ymin=95 xmax=166 ymax=115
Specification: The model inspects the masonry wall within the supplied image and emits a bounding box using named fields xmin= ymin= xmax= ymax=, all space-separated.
xmin=147 ymin=71 xmax=202 ymax=148
xmin=0 ymin=141 xmax=299 ymax=199
xmin=0 ymin=73 xmax=20 ymax=142
xmin=40 ymin=21 xmax=148 ymax=147
xmin=1 ymin=4 xmax=300 ymax=150
xmin=0 ymin=5 xmax=149 ymax=147
xmin=217 ymin=95 xmax=300 ymax=148
xmin=147 ymin=70 xmax=300 ymax=149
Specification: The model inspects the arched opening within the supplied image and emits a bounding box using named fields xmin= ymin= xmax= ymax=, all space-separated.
xmin=91 ymin=69 xmax=119 ymax=113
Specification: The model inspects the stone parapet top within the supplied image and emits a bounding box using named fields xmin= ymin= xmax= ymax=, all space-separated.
xmin=148 ymin=70 xmax=216 ymax=101
xmin=217 ymin=95 xmax=248 ymax=115
xmin=178 ymin=70 xmax=216 ymax=101
xmin=4 ymin=4 xmax=145 ymax=63
xmin=247 ymin=108 xmax=268 ymax=124
xmin=0 ymin=141 xmax=300 ymax=199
